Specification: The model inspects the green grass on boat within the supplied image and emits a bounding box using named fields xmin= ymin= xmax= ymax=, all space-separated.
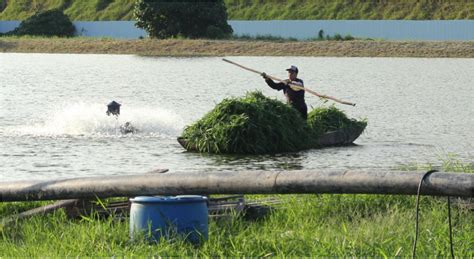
xmin=179 ymin=91 xmax=367 ymax=154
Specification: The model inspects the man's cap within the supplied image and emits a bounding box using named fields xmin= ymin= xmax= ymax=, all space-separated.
xmin=286 ymin=65 xmax=298 ymax=73
xmin=106 ymin=100 xmax=121 ymax=116
xmin=107 ymin=100 xmax=121 ymax=108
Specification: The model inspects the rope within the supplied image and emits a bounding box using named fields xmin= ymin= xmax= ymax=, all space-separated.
xmin=412 ymin=170 xmax=454 ymax=258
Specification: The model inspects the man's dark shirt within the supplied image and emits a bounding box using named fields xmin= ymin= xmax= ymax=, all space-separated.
xmin=265 ymin=78 xmax=308 ymax=119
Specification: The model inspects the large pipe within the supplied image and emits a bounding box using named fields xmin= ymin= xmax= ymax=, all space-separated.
xmin=0 ymin=170 xmax=472 ymax=202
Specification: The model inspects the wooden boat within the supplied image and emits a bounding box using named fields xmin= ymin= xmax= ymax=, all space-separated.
xmin=313 ymin=124 xmax=366 ymax=147
xmin=177 ymin=124 xmax=366 ymax=153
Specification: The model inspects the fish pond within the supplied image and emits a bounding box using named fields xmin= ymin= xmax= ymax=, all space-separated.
xmin=0 ymin=54 xmax=473 ymax=181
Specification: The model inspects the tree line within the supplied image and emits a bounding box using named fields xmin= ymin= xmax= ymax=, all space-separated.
xmin=1 ymin=0 xmax=233 ymax=39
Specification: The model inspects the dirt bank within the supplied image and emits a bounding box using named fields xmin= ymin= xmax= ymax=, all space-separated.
xmin=0 ymin=38 xmax=473 ymax=57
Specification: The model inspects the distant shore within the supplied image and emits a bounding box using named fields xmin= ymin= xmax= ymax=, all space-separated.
xmin=1 ymin=38 xmax=473 ymax=57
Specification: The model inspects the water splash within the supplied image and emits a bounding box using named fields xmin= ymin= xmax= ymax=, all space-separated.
xmin=10 ymin=103 xmax=184 ymax=137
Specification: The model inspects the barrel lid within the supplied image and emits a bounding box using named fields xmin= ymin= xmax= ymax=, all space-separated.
xmin=130 ymin=195 xmax=208 ymax=203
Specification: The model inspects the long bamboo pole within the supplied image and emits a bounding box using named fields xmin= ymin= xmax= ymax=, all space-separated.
xmin=222 ymin=58 xmax=356 ymax=106
xmin=1 ymin=199 xmax=79 ymax=226
xmin=0 ymin=170 xmax=472 ymax=202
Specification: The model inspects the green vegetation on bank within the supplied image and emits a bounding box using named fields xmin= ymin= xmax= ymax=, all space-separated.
xmin=3 ymin=9 xmax=75 ymax=37
xmin=0 ymin=0 xmax=135 ymax=21
xmin=0 ymin=161 xmax=472 ymax=256
xmin=226 ymin=0 xmax=474 ymax=20
xmin=134 ymin=0 xmax=233 ymax=39
xmin=0 ymin=0 xmax=472 ymax=21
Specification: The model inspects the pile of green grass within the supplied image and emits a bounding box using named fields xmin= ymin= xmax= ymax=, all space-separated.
xmin=181 ymin=91 xmax=311 ymax=154
xmin=307 ymin=105 xmax=367 ymax=138
xmin=181 ymin=92 xmax=365 ymax=154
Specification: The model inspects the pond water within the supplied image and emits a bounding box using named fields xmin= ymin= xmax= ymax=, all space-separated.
xmin=1 ymin=54 xmax=473 ymax=181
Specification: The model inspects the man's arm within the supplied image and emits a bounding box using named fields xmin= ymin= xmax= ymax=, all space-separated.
xmin=262 ymin=73 xmax=286 ymax=91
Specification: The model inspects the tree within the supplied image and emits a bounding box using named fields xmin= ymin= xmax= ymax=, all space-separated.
xmin=12 ymin=9 xmax=75 ymax=37
xmin=134 ymin=0 xmax=233 ymax=39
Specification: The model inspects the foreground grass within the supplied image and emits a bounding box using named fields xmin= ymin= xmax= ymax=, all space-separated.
xmin=1 ymin=195 xmax=472 ymax=256
xmin=0 ymin=162 xmax=472 ymax=256
xmin=1 ymin=37 xmax=474 ymax=58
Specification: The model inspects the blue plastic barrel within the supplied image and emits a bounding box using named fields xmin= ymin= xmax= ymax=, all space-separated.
xmin=129 ymin=195 xmax=208 ymax=244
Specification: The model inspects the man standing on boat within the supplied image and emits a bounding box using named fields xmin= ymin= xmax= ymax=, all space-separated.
xmin=262 ymin=65 xmax=308 ymax=119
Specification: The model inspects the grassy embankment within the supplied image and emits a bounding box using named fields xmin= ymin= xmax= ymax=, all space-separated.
xmin=226 ymin=0 xmax=474 ymax=20
xmin=0 ymin=160 xmax=473 ymax=256
xmin=0 ymin=0 xmax=473 ymax=20
xmin=1 ymin=1 xmax=473 ymax=58
xmin=1 ymin=37 xmax=474 ymax=58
